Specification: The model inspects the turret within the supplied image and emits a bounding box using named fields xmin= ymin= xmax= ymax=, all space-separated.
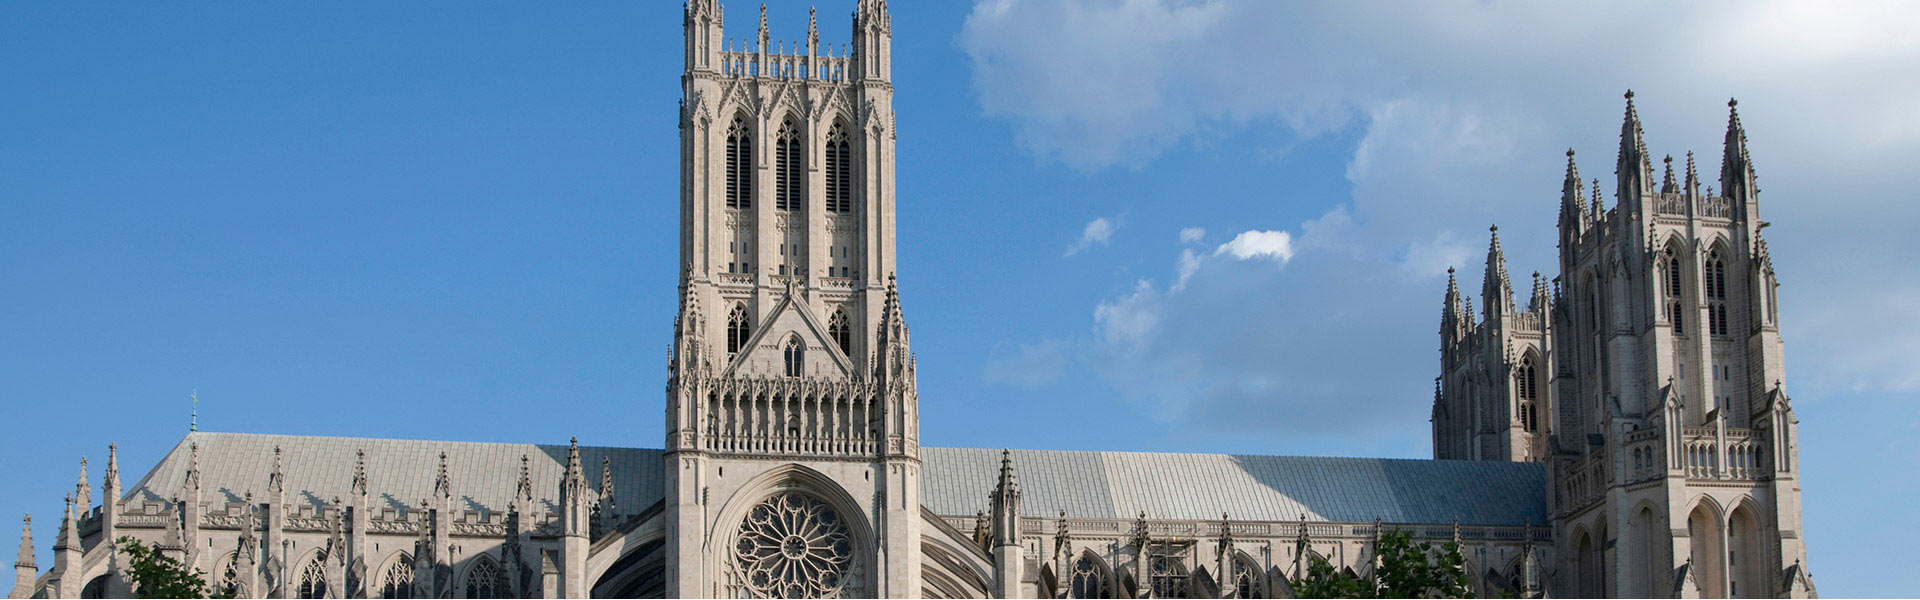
xmin=1483 ymin=226 xmax=1514 ymax=321
xmin=1442 ymin=267 xmax=1464 ymax=342
xmin=853 ymin=0 xmax=892 ymax=81
xmin=989 ymin=450 xmax=1023 ymax=598
xmin=12 ymin=515 xmax=33 ymax=600
xmin=1685 ymin=151 xmax=1701 ymax=197
xmin=875 ymin=275 xmax=912 ymax=385
xmin=72 ymin=458 xmax=89 ymax=512
xmin=596 ymin=457 xmax=618 ymax=538
xmin=1721 ymin=98 xmax=1758 ymax=211
xmin=559 ymin=438 xmax=590 ymax=598
xmin=50 ymin=495 xmax=78 ymax=598
xmin=684 ymin=0 xmax=723 ymax=73
xmin=1617 ymin=90 xmax=1654 ymax=210
xmin=1559 ymin=149 xmax=1586 ymax=235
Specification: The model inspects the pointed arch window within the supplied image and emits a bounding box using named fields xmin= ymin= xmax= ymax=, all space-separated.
xmin=775 ymin=118 xmax=803 ymax=212
xmin=1148 ymin=550 xmax=1191 ymax=598
xmin=381 ymin=554 xmax=415 ymax=599
xmin=828 ymin=308 xmax=852 ymax=357
xmin=826 ymin=122 xmax=852 ymax=213
xmin=1672 ymin=301 xmax=1686 ymax=336
xmin=1665 ymin=250 xmax=1683 ymax=298
xmin=1230 ymin=554 xmax=1266 ymax=598
xmin=727 ymin=304 xmax=751 ymax=357
xmin=726 ymin=115 xmax=754 ymax=209
xmin=463 ymin=556 xmax=508 ymax=599
xmin=1069 ymin=553 xmax=1112 ymax=599
xmin=296 ymin=552 xmax=329 ymax=599
xmin=1516 ymin=357 xmax=1539 ymax=432
xmin=1707 ymin=250 xmax=1729 ymax=336
xmin=783 ymin=335 xmax=805 ymax=377
xmin=215 ymin=552 xmax=241 ymax=598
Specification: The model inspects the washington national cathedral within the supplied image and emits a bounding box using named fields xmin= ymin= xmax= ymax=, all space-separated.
xmin=11 ymin=2 xmax=1816 ymax=598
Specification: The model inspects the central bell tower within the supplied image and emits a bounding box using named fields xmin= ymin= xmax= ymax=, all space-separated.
xmin=664 ymin=1 xmax=921 ymax=597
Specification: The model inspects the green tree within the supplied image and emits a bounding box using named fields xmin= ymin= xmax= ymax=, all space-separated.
xmin=116 ymin=536 xmax=221 ymax=599
xmin=1293 ymin=529 xmax=1474 ymax=598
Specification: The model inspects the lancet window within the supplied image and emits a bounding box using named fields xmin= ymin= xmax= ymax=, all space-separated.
xmin=1148 ymin=551 xmax=1192 ymax=598
xmin=381 ymin=554 xmax=415 ymax=599
xmin=1516 ymin=357 xmax=1539 ymax=432
xmin=784 ymin=335 xmax=805 ymax=377
xmin=825 ymin=122 xmax=852 ymax=213
xmin=726 ymin=115 xmax=754 ymax=209
xmin=728 ymin=304 xmax=751 ymax=357
xmin=828 ymin=308 xmax=852 ymax=357
xmin=776 ymin=118 xmax=803 ymax=212
xmin=1707 ymin=250 xmax=1729 ymax=336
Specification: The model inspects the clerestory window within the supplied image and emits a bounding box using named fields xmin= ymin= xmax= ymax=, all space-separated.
xmin=828 ymin=308 xmax=852 ymax=357
xmin=727 ymin=304 xmax=751 ymax=356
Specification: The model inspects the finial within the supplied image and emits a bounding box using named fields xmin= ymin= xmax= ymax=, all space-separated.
xmin=190 ymin=388 xmax=198 ymax=432
xmin=1625 ymin=89 xmax=1634 ymax=100
xmin=1729 ymin=97 xmax=1738 ymax=108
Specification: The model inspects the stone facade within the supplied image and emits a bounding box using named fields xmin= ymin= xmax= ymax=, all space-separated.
xmin=1434 ymin=92 xmax=1816 ymax=597
xmin=10 ymin=3 xmax=1814 ymax=598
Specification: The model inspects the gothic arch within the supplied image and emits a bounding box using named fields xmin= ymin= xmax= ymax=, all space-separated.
xmin=920 ymin=540 xmax=990 ymax=599
xmin=212 ymin=551 xmax=243 ymax=598
xmin=1685 ymin=498 xmax=1728 ymax=598
xmin=1728 ymin=496 xmax=1768 ymax=598
xmin=704 ymin=464 xmax=876 ymax=598
xmin=374 ymin=551 xmax=415 ymax=599
xmin=1066 ymin=549 xmax=1115 ymax=599
xmin=293 ymin=548 xmax=331 ymax=599
xmin=1626 ymin=500 xmax=1665 ymax=598
xmin=1226 ymin=550 xmax=1267 ymax=599
xmin=589 ymin=538 xmax=666 ymax=599
xmin=1570 ymin=523 xmax=1601 ymax=599
xmin=460 ymin=554 xmax=509 ymax=599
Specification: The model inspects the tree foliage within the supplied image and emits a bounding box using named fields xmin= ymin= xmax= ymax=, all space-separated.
xmin=1293 ymin=529 xmax=1474 ymax=598
xmin=117 ymin=536 xmax=220 ymax=599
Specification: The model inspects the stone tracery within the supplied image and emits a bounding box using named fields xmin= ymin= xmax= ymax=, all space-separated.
xmin=726 ymin=491 xmax=858 ymax=598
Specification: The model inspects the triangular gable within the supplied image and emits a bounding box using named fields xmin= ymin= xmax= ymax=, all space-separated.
xmin=722 ymin=289 xmax=854 ymax=379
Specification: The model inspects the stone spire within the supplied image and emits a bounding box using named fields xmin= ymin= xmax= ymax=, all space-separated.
xmin=1661 ymin=155 xmax=1678 ymax=194
xmin=433 ymin=452 xmax=452 ymax=502
xmin=1616 ymin=90 xmax=1654 ymax=202
xmin=989 ymin=450 xmax=1021 ymax=547
xmin=1441 ymin=267 xmax=1465 ymax=342
xmin=1721 ymin=98 xmax=1757 ymax=202
xmin=1529 ymin=272 xmax=1549 ymax=314
xmin=11 ymin=515 xmax=33 ymax=600
xmin=73 ymin=457 xmax=90 ymax=511
xmin=670 ymin=265 xmax=707 ymax=379
xmin=267 ymin=445 xmax=284 ymax=501
xmin=874 ymin=274 xmax=913 ymax=383
xmin=54 ymin=496 xmax=76 ymax=554
xmin=1559 ymin=149 xmax=1586 ymax=226
xmin=596 ymin=456 xmax=618 ymax=536
xmin=559 ymin=438 xmax=590 ymax=598
xmin=515 ymin=455 xmax=535 ymax=508
xmin=1590 ymin=178 xmax=1604 ymax=220
xmin=103 ymin=444 xmax=120 ymax=498
xmin=351 ymin=449 xmax=368 ymax=497
xmin=756 ymin=3 xmax=770 ymax=51
xmin=183 ymin=443 xmax=202 ymax=498
xmin=808 ymin=6 xmax=819 ymax=52
xmin=1685 ymin=151 xmax=1700 ymax=196
xmin=1483 ymin=225 xmax=1513 ymax=320
xmin=14 ymin=515 xmax=31 ymax=569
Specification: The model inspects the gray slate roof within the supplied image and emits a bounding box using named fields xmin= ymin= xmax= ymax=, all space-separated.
xmin=920 ymin=447 xmax=1546 ymax=526
xmin=130 ymin=433 xmax=1545 ymax=527
xmin=129 ymin=433 xmax=665 ymax=515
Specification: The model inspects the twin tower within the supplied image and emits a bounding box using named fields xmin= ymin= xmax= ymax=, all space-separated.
xmin=1434 ymin=93 xmax=1814 ymax=598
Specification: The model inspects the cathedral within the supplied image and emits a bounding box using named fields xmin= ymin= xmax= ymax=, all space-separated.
xmin=10 ymin=2 xmax=1816 ymax=598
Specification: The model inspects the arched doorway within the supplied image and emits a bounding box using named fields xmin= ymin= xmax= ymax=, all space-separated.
xmin=1688 ymin=502 xmax=1726 ymax=598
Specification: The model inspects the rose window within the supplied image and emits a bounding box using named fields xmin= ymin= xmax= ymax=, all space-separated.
xmin=728 ymin=491 xmax=858 ymax=598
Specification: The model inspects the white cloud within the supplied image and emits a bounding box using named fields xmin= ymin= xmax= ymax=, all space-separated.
xmin=1179 ymin=227 xmax=1206 ymax=244
xmin=1212 ymin=230 xmax=1294 ymax=262
xmin=963 ymin=0 xmax=1920 ymax=415
xmin=963 ymin=0 xmax=1920 ymax=479
xmin=983 ymin=338 xmax=1072 ymax=388
xmin=1065 ymin=216 xmax=1118 ymax=256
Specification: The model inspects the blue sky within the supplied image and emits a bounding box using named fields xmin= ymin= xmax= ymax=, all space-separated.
xmin=3 ymin=1 xmax=1916 ymax=595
